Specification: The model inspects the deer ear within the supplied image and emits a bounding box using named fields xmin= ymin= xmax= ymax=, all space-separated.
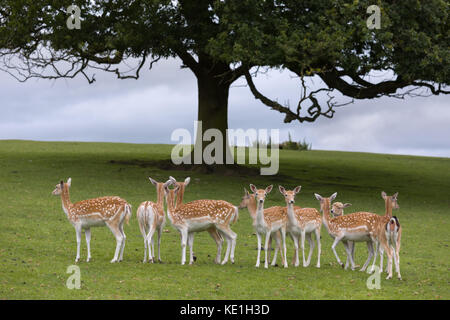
xmin=184 ymin=177 xmax=190 ymax=187
xmin=67 ymin=178 xmax=71 ymax=187
xmin=314 ymin=193 xmax=322 ymax=201
xmin=294 ymin=185 xmax=302 ymax=194
xmin=249 ymin=184 xmax=257 ymax=193
xmin=244 ymin=188 xmax=249 ymax=196
xmin=381 ymin=191 xmax=387 ymax=199
xmin=265 ymin=185 xmax=273 ymax=194
xmin=344 ymin=203 xmax=352 ymax=208
xmin=149 ymin=177 xmax=158 ymax=186
xmin=163 ymin=179 xmax=172 ymax=190
xmin=392 ymin=192 xmax=398 ymax=200
xmin=278 ymin=185 xmax=286 ymax=195
xmin=330 ymin=192 xmax=337 ymax=201
xmin=169 ymin=176 xmax=177 ymax=184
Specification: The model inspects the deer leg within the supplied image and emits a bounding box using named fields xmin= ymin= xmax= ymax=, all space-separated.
xmin=146 ymin=226 xmax=155 ymax=263
xmin=180 ymin=228 xmax=188 ymax=265
xmin=157 ymin=225 xmax=163 ymax=263
xmin=281 ymin=228 xmax=288 ymax=268
xmin=264 ymin=231 xmax=271 ymax=269
xmin=292 ymin=234 xmax=300 ymax=267
xmin=118 ymin=222 xmax=126 ymax=262
xmin=331 ymin=236 xmax=344 ymax=267
xmin=305 ymin=233 xmax=314 ymax=267
xmin=315 ymin=228 xmax=321 ymax=268
xmin=188 ymin=232 xmax=195 ymax=265
xmin=208 ymin=228 xmax=223 ymax=264
xmin=107 ymin=223 xmax=123 ymax=263
xmin=360 ymin=240 xmax=374 ymax=271
xmin=255 ymin=232 xmax=262 ymax=268
xmin=301 ymin=229 xmax=307 ymax=267
xmin=85 ymin=228 xmax=91 ymax=262
xmin=75 ymin=225 xmax=82 ymax=263
xmin=369 ymin=240 xmax=379 ymax=273
xmin=217 ymin=226 xmax=236 ymax=265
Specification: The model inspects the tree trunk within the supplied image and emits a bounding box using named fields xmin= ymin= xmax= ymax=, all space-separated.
xmin=191 ymin=69 xmax=232 ymax=165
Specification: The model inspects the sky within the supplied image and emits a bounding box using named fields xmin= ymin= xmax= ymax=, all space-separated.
xmin=1 ymin=57 xmax=449 ymax=158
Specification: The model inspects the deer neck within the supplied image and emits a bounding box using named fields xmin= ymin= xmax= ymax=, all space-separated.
xmin=156 ymin=185 xmax=164 ymax=213
xmin=256 ymin=201 xmax=265 ymax=225
xmin=175 ymin=185 xmax=184 ymax=209
xmin=166 ymin=193 xmax=176 ymax=224
xmin=61 ymin=186 xmax=73 ymax=219
xmin=286 ymin=202 xmax=297 ymax=226
xmin=384 ymin=198 xmax=393 ymax=218
xmin=247 ymin=195 xmax=257 ymax=221
xmin=321 ymin=202 xmax=332 ymax=233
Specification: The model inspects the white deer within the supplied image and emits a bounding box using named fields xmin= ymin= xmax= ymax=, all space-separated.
xmin=238 ymin=188 xmax=286 ymax=267
xmin=136 ymin=177 xmax=171 ymax=263
xmin=279 ymin=186 xmax=322 ymax=268
xmin=249 ymin=184 xmax=288 ymax=268
xmin=368 ymin=192 xmax=401 ymax=279
xmin=52 ymin=178 xmax=131 ymax=263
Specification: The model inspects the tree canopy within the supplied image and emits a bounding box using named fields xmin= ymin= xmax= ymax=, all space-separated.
xmin=1 ymin=0 xmax=448 ymax=125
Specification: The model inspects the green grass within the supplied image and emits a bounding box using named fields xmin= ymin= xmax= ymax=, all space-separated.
xmin=0 ymin=140 xmax=449 ymax=300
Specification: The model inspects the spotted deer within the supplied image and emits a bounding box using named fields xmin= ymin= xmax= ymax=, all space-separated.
xmin=314 ymin=192 xmax=375 ymax=271
xmin=164 ymin=180 xmax=238 ymax=265
xmin=249 ymin=184 xmax=288 ymax=268
xmin=331 ymin=202 xmax=354 ymax=269
xmin=368 ymin=192 xmax=401 ymax=279
xmin=52 ymin=178 xmax=132 ymax=263
xmin=238 ymin=188 xmax=286 ymax=267
xmin=279 ymin=186 xmax=322 ymax=268
xmin=136 ymin=178 xmax=171 ymax=263
xmin=169 ymin=176 xmax=224 ymax=264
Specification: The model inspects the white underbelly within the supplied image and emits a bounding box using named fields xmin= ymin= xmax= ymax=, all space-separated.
xmin=80 ymin=215 xmax=107 ymax=228
xmin=187 ymin=220 xmax=214 ymax=232
xmin=344 ymin=232 xmax=371 ymax=241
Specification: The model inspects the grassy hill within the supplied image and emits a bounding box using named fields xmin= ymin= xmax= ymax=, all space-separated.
xmin=0 ymin=140 xmax=448 ymax=299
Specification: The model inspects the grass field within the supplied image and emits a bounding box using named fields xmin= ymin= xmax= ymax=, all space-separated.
xmin=0 ymin=140 xmax=448 ymax=300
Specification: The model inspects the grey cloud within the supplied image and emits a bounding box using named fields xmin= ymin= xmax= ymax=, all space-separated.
xmin=0 ymin=58 xmax=449 ymax=157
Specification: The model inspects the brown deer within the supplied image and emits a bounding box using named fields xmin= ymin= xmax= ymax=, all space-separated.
xmin=164 ymin=180 xmax=238 ymax=265
xmin=169 ymin=176 xmax=224 ymax=264
xmin=314 ymin=192 xmax=375 ymax=271
xmin=52 ymin=178 xmax=131 ymax=263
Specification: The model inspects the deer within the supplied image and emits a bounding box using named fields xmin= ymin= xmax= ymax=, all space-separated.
xmin=331 ymin=202 xmax=355 ymax=269
xmin=368 ymin=192 xmax=401 ymax=279
xmin=385 ymin=216 xmax=402 ymax=280
xmin=164 ymin=180 xmax=238 ymax=265
xmin=249 ymin=184 xmax=288 ymax=269
xmin=238 ymin=188 xmax=286 ymax=267
xmin=52 ymin=178 xmax=132 ymax=263
xmin=169 ymin=176 xmax=224 ymax=264
xmin=314 ymin=192 xmax=375 ymax=271
xmin=279 ymin=186 xmax=322 ymax=268
xmin=136 ymin=177 xmax=171 ymax=263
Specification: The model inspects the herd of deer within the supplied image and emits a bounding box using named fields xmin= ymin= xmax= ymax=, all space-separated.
xmin=52 ymin=176 xmax=402 ymax=280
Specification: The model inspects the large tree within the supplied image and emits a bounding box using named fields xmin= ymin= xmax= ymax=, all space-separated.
xmin=0 ymin=0 xmax=448 ymax=163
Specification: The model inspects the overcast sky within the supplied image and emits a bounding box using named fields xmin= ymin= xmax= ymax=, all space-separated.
xmin=1 ymin=57 xmax=449 ymax=157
